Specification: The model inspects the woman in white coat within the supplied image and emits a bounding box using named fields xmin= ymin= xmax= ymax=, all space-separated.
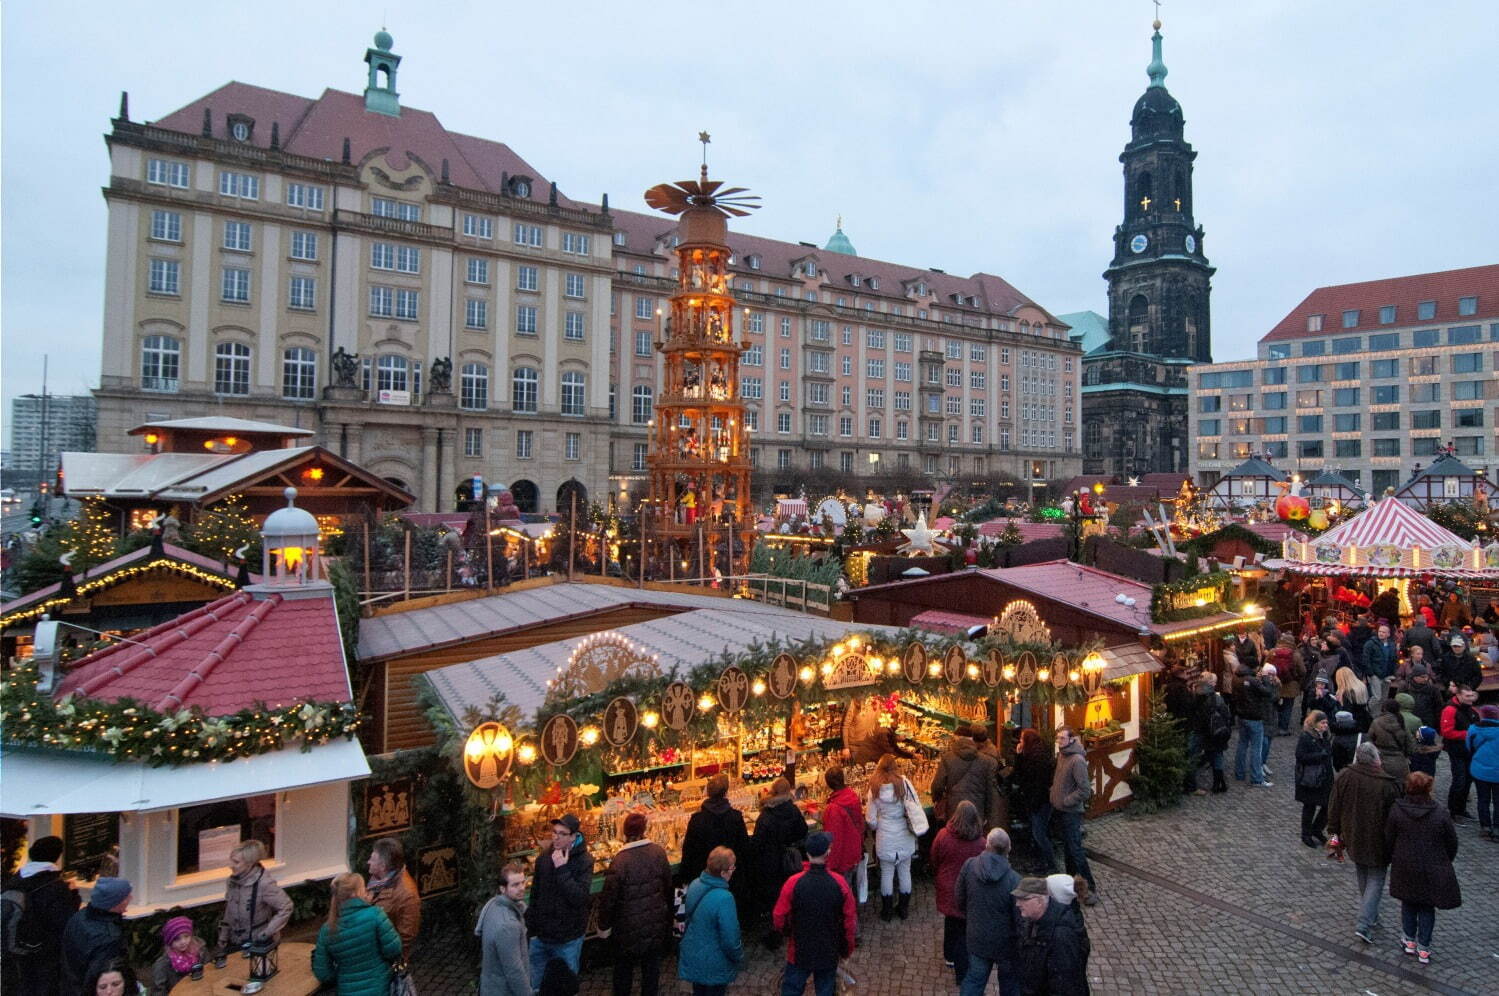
xmin=866 ymin=752 xmax=929 ymax=921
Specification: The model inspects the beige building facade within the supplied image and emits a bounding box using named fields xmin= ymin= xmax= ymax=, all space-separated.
xmin=95 ymin=34 xmax=1081 ymax=514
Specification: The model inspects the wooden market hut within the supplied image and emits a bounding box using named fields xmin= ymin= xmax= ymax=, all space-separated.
xmin=1303 ymin=469 xmax=1368 ymax=508
xmin=1205 ymin=457 xmax=1288 ymax=510
xmin=1393 ymin=452 xmax=1495 ymax=509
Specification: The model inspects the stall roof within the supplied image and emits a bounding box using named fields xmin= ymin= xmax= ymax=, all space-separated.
xmin=358 ymin=583 xmax=793 ymax=662
xmin=909 ymin=609 xmax=992 ymax=636
xmin=0 ymin=739 xmax=367 ymax=816
xmin=424 ymin=603 xmax=899 ymax=725
xmin=1099 ymin=642 xmax=1163 ymax=680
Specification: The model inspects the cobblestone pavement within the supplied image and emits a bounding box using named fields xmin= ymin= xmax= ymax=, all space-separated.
xmin=413 ymin=736 xmax=1497 ymax=994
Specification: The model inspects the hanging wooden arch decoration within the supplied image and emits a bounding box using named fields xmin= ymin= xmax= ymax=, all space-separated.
xmin=539 ymin=713 xmax=579 ymax=766
xmin=943 ymin=645 xmax=966 ymax=685
xmin=1015 ymin=650 xmax=1038 ymax=690
xmin=982 ymin=649 xmax=1003 ymax=688
xmin=902 ymin=642 xmax=928 ymax=684
xmin=768 ymin=653 xmax=798 ymax=700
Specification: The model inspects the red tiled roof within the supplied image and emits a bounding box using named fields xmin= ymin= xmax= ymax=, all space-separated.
xmin=975 ymin=521 xmax=1065 ymax=543
xmin=57 ymin=588 xmax=350 ymax=715
xmin=1261 ymin=264 xmax=1499 ymax=342
xmin=1244 ymin=522 xmax=1297 ymax=543
xmin=0 ymin=542 xmax=252 ymax=624
xmin=908 ymin=609 xmax=993 ymax=636
xmin=151 ymin=83 xmax=574 ymax=207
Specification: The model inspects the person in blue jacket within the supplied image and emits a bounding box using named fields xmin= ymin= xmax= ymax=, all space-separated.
xmin=1467 ymin=704 xmax=1499 ymax=840
xmin=677 ymin=847 xmax=743 ymax=996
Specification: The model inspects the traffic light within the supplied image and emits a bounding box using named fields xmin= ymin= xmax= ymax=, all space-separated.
xmin=30 ymin=509 xmax=44 ymax=527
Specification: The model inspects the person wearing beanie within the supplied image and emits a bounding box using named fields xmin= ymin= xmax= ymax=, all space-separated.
xmin=1370 ymin=697 xmax=1414 ymax=786
xmin=1410 ymin=726 xmax=1443 ymax=777
xmin=1013 ymin=875 xmax=1090 ymax=996
xmin=1403 ymin=665 xmax=1444 ymax=729
xmin=599 ymin=811 xmax=673 ymax=996
xmin=1466 ymin=703 xmax=1499 ymax=840
xmin=150 ymin=915 xmax=207 ymax=995
xmin=1394 ymin=693 xmax=1421 ymax=738
xmin=772 ymin=831 xmax=856 ymax=996
xmin=2 ymin=835 xmax=79 ymax=996
xmin=752 ymin=777 xmax=808 ymax=944
xmin=61 ymin=877 xmax=131 ymax=996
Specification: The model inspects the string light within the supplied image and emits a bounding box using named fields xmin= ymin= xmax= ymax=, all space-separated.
xmin=2 ymin=559 xmax=242 ymax=627
xmin=641 ymin=710 xmax=660 ymax=728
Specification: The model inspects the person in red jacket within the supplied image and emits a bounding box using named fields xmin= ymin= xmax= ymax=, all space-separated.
xmin=1439 ymin=686 xmax=1481 ymax=821
xmin=819 ymin=767 xmax=865 ymax=931
xmin=930 ymin=800 xmax=986 ymax=987
xmin=772 ymin=832 xmax=856 ymax=996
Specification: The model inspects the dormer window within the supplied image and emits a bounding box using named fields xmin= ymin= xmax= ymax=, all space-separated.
xmin=227 ymin=114 xmax=254 ymax=143
xmin=914 ymin=282 xmax=928 ymax=297
xmin=509 ymin=176 xmax=533 ymax=198
xmin=612 ymin=231 xmax=626 ymax=246
xmin=849 ymin=275 xmax=862 ymax=287
xmin=868 ymin=277 xmax=879 ymax=291
xmin=748 ymin=255 xmax=761 ymax=270
xmin=950 ymin=293 xmax=964 ymax=305
xmin=804 ymin=261 xmax=818 ymax=278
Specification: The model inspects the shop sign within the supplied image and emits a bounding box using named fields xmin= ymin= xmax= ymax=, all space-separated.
xmin=981 ymin=650 xmax=1002 ymax=688
xmin=1161 ymin=586 xmax=1224 ymax=613
xmin=363 ymin=777 xmax=414 ymax=837
xmin=823 ymin=653 xmax=875 ymax=690
xmin=660 ymin=681 xmax=696 ymax=732
xmin=416 ymin=843 xmax=458 ymax=897
xmin=768 ymin=653 xmax=798 ymax=700
xmin=902 ymin=643 xmax=927 ymax=684
xmin=943 ymin=645 xmax=966 ymax=685
xmin=62 ymin=813 xmax=119 ymax=879
xmin=603 ymin=696 xmax=639 ymax=747
xmin=540 ymin=714 xmax=579 ymax=766
xmin=717 ymin=667 xmax=751 ymax=714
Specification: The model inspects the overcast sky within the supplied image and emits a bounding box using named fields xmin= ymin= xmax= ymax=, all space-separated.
xmin=3 ymin=0 xmax=1496 ymax=443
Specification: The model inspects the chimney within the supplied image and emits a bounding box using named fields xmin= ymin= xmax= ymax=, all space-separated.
xmin=202 ymin=108 xmax=212 ymax=137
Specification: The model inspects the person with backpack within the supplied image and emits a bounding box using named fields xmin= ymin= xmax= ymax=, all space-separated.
xmin=1271 ymin=635 xmax=1305 ymax=736
xmin=60 ymin=878 xmax=131 ymax=996
xmin=1187 ymin=674 xmax=1231 ymax=795
xmin=2 ymin=835 xmax=80 ymax=996
xmin=751 ymin=778 xmax=808 ymax=943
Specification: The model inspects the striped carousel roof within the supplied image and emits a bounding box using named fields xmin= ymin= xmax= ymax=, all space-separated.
xmin=1287 ymin=564 xmax=1493 ymax=580
xmin=1314 ymin=497 xmax=1469 ymax=550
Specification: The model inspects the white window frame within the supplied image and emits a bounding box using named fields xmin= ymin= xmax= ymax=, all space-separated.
xmin=460 ymin=362 xmax=489 ymax=410
xmin=148 ymin=158 xmax=189 ymax=188
xmin=561 ymin=372 xmax=585 ymax=416
xmin=512 ymin=367 xmax=539 ymax=413
xmin=141 ymin=334 xmax=181 ymax=391
xmin=218 ymin=171 xmax=259 ymax=200
xmin=223 ymin=221 xmax=252 ymax=252
xmin=465 ymin=299 xmax=488 ymax=330
xmin=462 ymin=213 xmax=494 ymax=239
xmin=290 ymin=231 xmax=318 ymax=261
xmin=466 ymin=258 xmax=489 ymax=284
xmin=150 ymin=210 xmax=182 ymax=242
xmin=213 ymin=341 xmax=251 ymax=395
xmin=281 ymin=347 xmax=317 ymax=400
xmin=289 ymin=276 xmax=316 ymax=311
xmin=286 ymin=183 xmax=325 ymax=211
xmin=564 ymin=311 xmax=585 ymax=341
xmin=221 ymin=267 xmax=251 ymax=303
xmin=516 ymin=305 xmax=538 ymax=335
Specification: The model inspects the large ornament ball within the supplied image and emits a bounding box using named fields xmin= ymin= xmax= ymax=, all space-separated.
xmin=1276 ymin=494 xmax=1310 ymax=521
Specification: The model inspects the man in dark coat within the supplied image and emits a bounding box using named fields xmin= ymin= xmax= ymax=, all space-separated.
xmin=1403 ymin=616 xmax=1439 ymax=659
xmin=599 ymin=812 xmax=673 ymax=996
xmin=60 ymin=877 xmax=131 ymax=996
xmin=771 ymin=832 xmax=855 ymax=996
xmin=955 ymin=828 xmax=1022 ymax=996
xmin=751 ymin=778 xmax=808 ymax=938
xmin=524 ymin=814 xmax=594 ymax=983
xmin=678 ymin=774 xmax=752 ymax=914
xmin=3 ymin=836 xmax=80 ymax=996
xmin=930 ymin=726 xmax=1000 ymax=829
xmin=1033 ymin=728 xmax=1097 ymax=902
xmin=1325 ymin=743 xmax=1399 ymax=944
xmin=1013 ymin=877 xmax=1089 ymax=996
xmin=1436 ymin=639 xmax=1482 ymax=697
xmin=1385 ymin=777 xmax=1461 ymax=960
xmin=1348 ymin=613 xmax=1375 ymax=665
xmin=1402 ymin=665 xmax=1444 ymax=729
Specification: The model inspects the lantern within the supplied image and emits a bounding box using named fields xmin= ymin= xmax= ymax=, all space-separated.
xmin=260 ymin=487 xmax=322 ymax=583
xmin=463 ymin=721 xmax=514 ymax=789
xmin=243 ymin=937 xmax=278 ymax=993
xmin=1081 ymin=652 xmax=1106 ymax=695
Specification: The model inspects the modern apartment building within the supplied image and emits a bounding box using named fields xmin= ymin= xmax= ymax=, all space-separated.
xmin=93 ymin=32 xmax=1080 ymax=514
xmin=6 ymin=394 xmax=97 ymax=487
xmin=1187 ymin=264 xmax=1499 ymax=493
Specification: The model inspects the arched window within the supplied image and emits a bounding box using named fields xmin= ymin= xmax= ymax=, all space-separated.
xmin=512 ymin=367 xmax=539 ymax=413
xmin=561 ymin=371 xmax=585 ymax=416
xmin=631 ymin=385 xmax=653 ymax=425
xmin=282 ymin=347 xmax=317 ymax=400
xmin=141 ymin=334 xmax=180 ymax=392
xmin=214 ymin=341 xmax=251 ymax=396
xmin=376 ymin=354 xmax=409 ymax=393
xmin=1135 ymin=171 xmax=1153 ymax=211
xmin=460 ymin=362 xmax=489 ymax=410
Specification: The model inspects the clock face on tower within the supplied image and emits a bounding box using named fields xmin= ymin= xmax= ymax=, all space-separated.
xmin=1130 ymin=234 xmax=1149 ymax=254
xmin=1184 ymin=234 xmax=1197 ymax=254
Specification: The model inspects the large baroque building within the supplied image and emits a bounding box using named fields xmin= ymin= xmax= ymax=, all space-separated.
xmin=94 ymin=32 xmax=1081 ymax=514
xmin=1080 ymin=20 xmax=1214 ymax=478
xmin=1187 ymin=264 xmax=1499 ymax=493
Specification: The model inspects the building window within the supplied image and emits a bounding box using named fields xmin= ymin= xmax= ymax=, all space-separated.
xmin=1371 ymin=438 xmax=1401 ymax=457
xmin=141 ymin=334 xmax=180 ymax=392
xmin=1332 ymin=387 xmax=1361 ymax=407
xmin=514 ymin=223 xmax=543 ymax=247
xmin=563 ymin=432 xmax=581 ymax=461
xmin=281 ymin=347 xmax=317 ymax=400
xmin=779 ymin=449 xmax=794 ymax=470
xmin=1416 ymin=300 xmax=1436 ymax=320
xmin=866 ymin=329 xmax=886 ymax=349
xmin=1458 ymin=296 xmax=1478 ymax=316
xmin=369 ymin=286 xmax=394 ymax=317
xmin=1372 ymin=411 xmax=1401 ymax=431
xmin=631 ymin=385 xmax=653 ymax=424
xmin=1301 ymin=340 xmax=1326 ymax=356
xmin=218 ymin=171 xmax=259 ymax=199
xmin=467 ymin=258 xmax=490 ymax=284
xmin=148 ymin=258 xmax=180 ymax=295
xmin=1453 ymin=436 xmax=1484 ymax=456
xmin=395 ymin=289 xmax=419 ymax=320
xmin=516 ymin=430 xmax=534 ymax=460
xmin=1332 ymin=336 xmax=1361 ymax=354
xmin=866 ymin=389 xmax=884 ymax=409
xmin=213 ymin=342 xmax=251 ymax=395
xmin=748 ymin=312 xmax=765 ymax=333
xmin=371 ymin=197 xmax=420 ymax=221
xmin=150 ymin=210 xmax=181 ymax=242
xmin=634 ymin=296 xmax=655 ymax=320
xmin=1340 ymin=310 xmax=1359 ymax=329
xmin=1334 ymin=439 xmax=1362 ymax=458
xmin=1455 ymin=408 xmax=1484 ymax=428
xmin=376 ymin=354 xmax=410 ymax=393
xmin=460 ymin=363 xmax=489 ymax=410
xmin=970 ymin=371 xmax=986 ymax=389
xmin=868 ymin=418 xmax=882 ymax=438
xmin=807 ymin=382 xmax=829 ymax=405
xmin=1298 ymin=440 xmax=1323 ymax=459
xmin=289 ymin=276 xmax=316 ymax=311
xmin=780 ymin=317 xmax=792 ymax=337
xmin=894 ymin=362 xmax=911 ymax=382
xmin=512 ymin=368 xmax=539 ymax=413
xmin=777 ymin=412 xmax=792 ymax=434
xmin=1411 ymin=410 xmax=1441 ymax=430
xmin=561 ymin=372 xmax=585 ymax=416
xmin=290 ymin=231 xmax=318 ymax=261
xmin=1452 ymin=351 xmax=1483 ymax=374
xmin=632 ymin=443 xmax=648 ymax=471
xmin=1297 ymin=414 xmax=1323 ymax=433
xmin=1369 ymin=358 xmax=1398 ymax=378
xmin=561 ymin=232 xmax=590 ymax=255
xmin=286 ymin=183 xmax=325 ymax=211
xmin=147 ymin=158 xmax=189 ymax=188
xmin=1453 ymin=380 xmax=1487 ymax=401
xmin=1333 ymin=413 xmax=1361 ymax=432
xmin=564 ymin=273 xmax=586 ymax=299
xmin=635 ymin=331 xmax=653 ymax=357
xmin=516 ymin=305 xmax=538 ymax=335
xmin=1372 ymin=385 xmax=1399 ymax=404
xmin=1448 ymin=325 xmax=1481 ymax=345
xmin=221 ymin=267 xmax=251 ymax=303
xmin=1199 ymin=396 xmax=1221 ymax=413
xmin=1306 ymin=314 xmax=1324 ymax=332
xmin=464 ymin=427 xmax=483 ymax=457
xmin=742 ymin=377 xmax=762 ymax=400
xmin=1378 ymin=305 xmax=1396 ymax=325
xmin=462 ymin=213 xmax=493 ymax=239
xmin=564 ymin=312 xmax=586 ymax=341
xmin=516 ymin=265 xmax=539 ymax=291
xmin=779 ymin=348 xmax=791 ymax=370
xmin=867 ymin=359 xmax=885 ymax=379
xmin=945 ymin=368 xmax=962 ymax=387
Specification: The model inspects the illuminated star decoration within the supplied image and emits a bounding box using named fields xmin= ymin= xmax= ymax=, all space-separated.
xmin=698 ymin=130 xmax=711 ymax=166
xmin=898 ymin=513 xmax=937 ymax=556
xmin=1127 ymin=477 xmax=1141 ymax=488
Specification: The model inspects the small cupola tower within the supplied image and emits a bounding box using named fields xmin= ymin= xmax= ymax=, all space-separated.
xmin=363 ymin=28 xmax=401 ymax=117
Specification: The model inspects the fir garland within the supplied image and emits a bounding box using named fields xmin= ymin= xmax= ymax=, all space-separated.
xmin=1150 ymin=571 xmax=1239 ymax=623
xmin=1175 ymin=523 xmax=1282 ymax=559
xmin=0 ymin=662 xmax=360 ymax=767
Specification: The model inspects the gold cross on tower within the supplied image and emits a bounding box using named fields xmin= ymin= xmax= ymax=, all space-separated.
xmin=1174 ymin=197 xmax=1182 ymax=210
xmin=1139 ymin=195 xmax=1152 ymax=210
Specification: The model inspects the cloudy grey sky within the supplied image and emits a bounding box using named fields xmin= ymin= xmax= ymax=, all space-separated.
xmin=4 ymin=0 xmax=1496 ymax=440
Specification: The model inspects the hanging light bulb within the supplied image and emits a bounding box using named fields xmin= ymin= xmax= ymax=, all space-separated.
xmin=697 ymin=693 xmax=716 ymax=712
xmin=579 ymin=726 xmax=601 ymax=747
xmin=641 ymin=711 xmax=660 ymax=729
xmin=799 ymin=665 xmax=816 ymax=683
xmin=751 ymin=678 xmax=767 ymax=697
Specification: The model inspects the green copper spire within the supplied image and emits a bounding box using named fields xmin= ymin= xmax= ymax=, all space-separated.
xmin=1147 ymin=18 xmax=1168 ymax=88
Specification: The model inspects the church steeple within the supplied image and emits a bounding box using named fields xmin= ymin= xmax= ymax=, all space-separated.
xmin=1146 ymin=19 xmax=1168 ymax=88
xmin=363 ymin=29 xmax=401 ymax=117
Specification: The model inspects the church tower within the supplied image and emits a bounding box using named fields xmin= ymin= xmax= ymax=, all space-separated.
xmin=1081 ymin=18 xmax=1214 ymax=477
xmin=1104 ymin=18 xmax=1213 ymax=362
